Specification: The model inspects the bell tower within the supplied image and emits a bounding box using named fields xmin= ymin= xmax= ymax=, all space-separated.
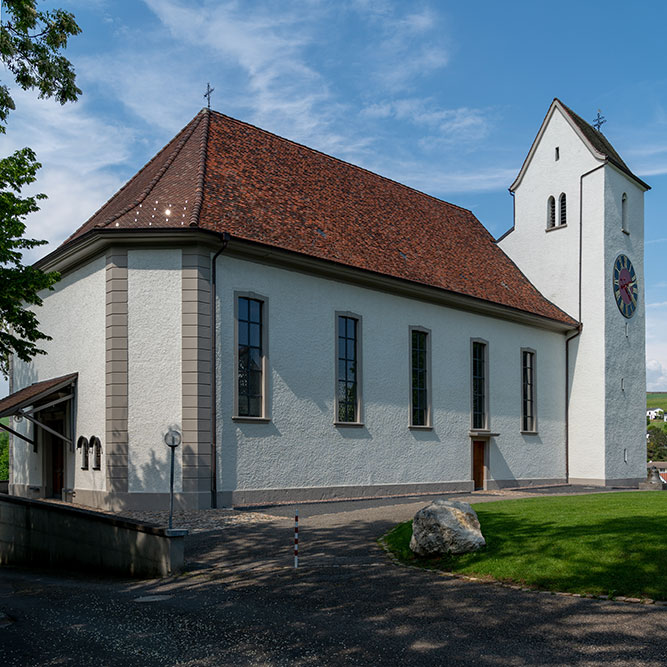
xmin=498 ymin=99 xmax=649 ymax=486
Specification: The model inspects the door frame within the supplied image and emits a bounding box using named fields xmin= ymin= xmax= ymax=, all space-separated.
xmin=39 ymin=412 xmax=68 ymax=499
xmin=471 ymin=439 xmax=488 ymax=491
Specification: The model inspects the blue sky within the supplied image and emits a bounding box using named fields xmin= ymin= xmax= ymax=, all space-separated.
xmin=3 ymin=0 xmax=667 ymax=394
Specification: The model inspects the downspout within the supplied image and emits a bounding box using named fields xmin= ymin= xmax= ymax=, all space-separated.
xmin=210 ymin=232 xmax=230 ymax=509
xmin=565 ymin=325 xmax=582 ymax=482
xmin=7 ymin=353 xmax=13 ymax=488
xmin=565 ymin=163 xmax=606 ymax=481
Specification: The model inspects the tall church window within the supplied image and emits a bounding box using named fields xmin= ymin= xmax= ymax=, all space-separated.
xmin=336 ymin=314 xmax=361 ymax=423
xmin=471 ymin=340 xmax=488 ymax=430
xmin=621 ymin=193 xmax=629 ymax=233
xmin=410 ymin=328 xmax=430 ymax=427
xmin=559 ymin=193 xmax=567 ymax=225
xmin=547 ymin=196 xmax=556 ymax=229
xmin=521 ymin=350 xmax=536 ymax=432
xmin=236 ymin=295 xmax=265 ymax=418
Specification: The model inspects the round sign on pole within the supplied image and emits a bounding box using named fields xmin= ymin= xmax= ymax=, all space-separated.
xmin=164 ymin=429 xmax=182 ymax=448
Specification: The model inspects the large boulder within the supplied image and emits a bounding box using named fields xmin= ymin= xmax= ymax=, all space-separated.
xmin=409 ymin=500 xmax=485 ymax=556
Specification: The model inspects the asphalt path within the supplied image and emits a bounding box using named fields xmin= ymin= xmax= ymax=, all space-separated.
xmin=1 ymin=489 xmax=666 ymax=666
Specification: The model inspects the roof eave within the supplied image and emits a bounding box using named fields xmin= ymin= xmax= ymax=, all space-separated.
xmin=34 ymin=227 xmax=224 ymax=274
xmin=33 ymin=227 xmax=577 ymax=333
xmin=221 ymin=236 xmax=578 ymax=333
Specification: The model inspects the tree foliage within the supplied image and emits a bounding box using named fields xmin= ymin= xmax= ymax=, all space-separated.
xmin=647 ymin=425 xmax=667 ymax=462
xmin=0 ymin=0 xmax=81 ymax=378
xmin=0 ymin=0 xmax=81 ymax=132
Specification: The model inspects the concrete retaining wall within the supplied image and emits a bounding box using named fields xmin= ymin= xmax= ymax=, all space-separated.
xmin=0 ymin=495 xmax=185 ymax=577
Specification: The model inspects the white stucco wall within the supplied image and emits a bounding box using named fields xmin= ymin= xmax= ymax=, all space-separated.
xmin=499 ymin=106 xmax=600 ymax=319
xmin=500 ymin=106 xmax=647 ymax=484
xmin=11 ymin=255 xmax=107 ymax=492
xmin=127 ymin=249 xmax=182 ymax=493
xmin=603 ymin=168 xmax=646 ymax=481
xmin=216 ymin=255 xmax=567 ymax=495
xmin=567 ymin=167 xmax=607 ymax=480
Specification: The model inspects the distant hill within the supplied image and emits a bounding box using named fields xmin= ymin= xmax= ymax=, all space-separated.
xmin=647 ymin=393 xmax=667 ymax=411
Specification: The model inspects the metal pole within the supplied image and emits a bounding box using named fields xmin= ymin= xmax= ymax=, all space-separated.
xmin=169 ymin=445 xmax=175 ymax=530
xmin=294 ymin=507 xmax=299 ymax=569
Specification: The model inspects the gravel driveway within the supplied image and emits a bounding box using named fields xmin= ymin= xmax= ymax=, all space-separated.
xmin=1 ymin=488 xmax=666 ymax=666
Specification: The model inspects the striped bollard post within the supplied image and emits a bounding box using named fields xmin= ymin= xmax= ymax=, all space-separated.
xmin=294 ymin=508 xmax=299 ymax=569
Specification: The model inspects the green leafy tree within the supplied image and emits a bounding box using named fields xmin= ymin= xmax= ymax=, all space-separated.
xmin=0 ymin=420 xmax=7 ymax=479
xmin=0 ymin=0 xmax=81 ymax=378
xmin=647 ymin=425 xmax=667 ymax=462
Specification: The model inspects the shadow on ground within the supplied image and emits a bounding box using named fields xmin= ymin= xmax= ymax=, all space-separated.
xmin=3 ymin=514 xmax=667 ymax=666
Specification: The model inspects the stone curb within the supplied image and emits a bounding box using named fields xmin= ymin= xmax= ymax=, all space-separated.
xmin=377 ymin=537 xmax=667 ymax=608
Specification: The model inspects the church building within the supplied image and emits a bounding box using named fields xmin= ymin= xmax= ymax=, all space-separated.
xmin=0 ymin=99 xmax=648 ymax=509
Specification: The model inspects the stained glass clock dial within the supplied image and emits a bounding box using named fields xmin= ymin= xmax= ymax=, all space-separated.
xmin=612 ymin=254 xmax=638 ymax=319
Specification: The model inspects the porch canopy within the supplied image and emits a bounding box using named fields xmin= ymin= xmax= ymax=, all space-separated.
xmin=0 ymin=373 xmax=77 ymax=447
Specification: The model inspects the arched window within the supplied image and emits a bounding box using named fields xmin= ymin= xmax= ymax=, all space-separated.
xmin=622 ymin=193 xmax=628 ymax=233
xmin=77 ymin=436 xmax=89 ymax=470
xmin=559 ymin=193 xmax=567 ymax=226
xmin=90 ymin=436 xmax=102 ymax=470
xmin=547 ymin=196 xmax=556 ymax=229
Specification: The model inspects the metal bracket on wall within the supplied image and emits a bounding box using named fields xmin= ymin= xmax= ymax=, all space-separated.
xmin=19 ymin=413 xmax=73 ymax=447
xmin=0 ymin=421 xmax=35 ymax=447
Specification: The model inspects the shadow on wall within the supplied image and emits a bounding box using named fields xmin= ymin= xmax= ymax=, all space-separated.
xmin=12 ymin=362 xmax=38 ymax=394
xmin=490 ymin=443 xmax=515 ymax=486
xmin=128 ymin=447 xmax=177 ymax=495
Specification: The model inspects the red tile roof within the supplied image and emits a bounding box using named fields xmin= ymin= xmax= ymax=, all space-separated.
xmin=62 ymin=109 xmax=576 ymax=326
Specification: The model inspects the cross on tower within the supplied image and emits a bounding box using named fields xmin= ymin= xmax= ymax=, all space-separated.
xmin=593 ymin=110 xmax=606 ymax=131
xmin=204 ymin=82 xmax=215 ymax=110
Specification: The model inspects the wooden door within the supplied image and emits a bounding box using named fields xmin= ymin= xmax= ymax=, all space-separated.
xmin=472 ymin=440 xmax=485 ymax=491
xmin=44 ymin=414 xmax=66 ymax=498
xmin=51 ymin=438 xmax=64 ymax=497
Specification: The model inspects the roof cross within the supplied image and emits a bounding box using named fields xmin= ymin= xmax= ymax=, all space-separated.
xmin=592 ymin=109 xmax=606 ymax=131
xmin=204 ymin=82 xmax=215 ymax=110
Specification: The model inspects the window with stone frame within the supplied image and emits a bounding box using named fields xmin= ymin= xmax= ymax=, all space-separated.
xmin=337 ymin=315 xmax=359 ymax=423
xmin=237 ymin=296 xmax=264 ymax=417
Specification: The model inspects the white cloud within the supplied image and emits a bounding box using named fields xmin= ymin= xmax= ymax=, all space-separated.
xmin=636 ymin=164 xmax=667 ymax=177
xmin=77 ymin=51 xmax=203 ymax=134
xmin=139 ymin=0 xmax=339 ymax=145
xmin=647 ymin=359 xmax=667 ymax=391
xmin=3 ymin=91 xmax=135 ymax=260
xmin=646 ymin=306 xmax=667 ymax=390
xmin=352 ymin=5 xmax=449 ymax=92
xmin=361 ymin=98 xmax=490 ymax=147
xmin=360 ymin=158 xmax=516 ymax=195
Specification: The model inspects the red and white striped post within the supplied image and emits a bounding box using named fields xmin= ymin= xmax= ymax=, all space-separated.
xmin=294 ymin=507 xmax=299 ymax=569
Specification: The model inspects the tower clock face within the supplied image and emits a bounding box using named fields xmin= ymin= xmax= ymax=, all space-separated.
xmin=612 ymin=254 xmax=638 ymax=319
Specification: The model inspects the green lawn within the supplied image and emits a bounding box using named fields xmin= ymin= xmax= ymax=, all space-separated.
xmin=647 ymin=392 xmax=667 ymax=412
xmin=382 ymin=493 xmax=667 ymax=599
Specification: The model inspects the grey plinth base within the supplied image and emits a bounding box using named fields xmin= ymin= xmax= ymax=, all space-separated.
xmin=165 ymin=529 xmax=188 ymax=537
xmin=638 ymin=482 xmax=667 ymax=491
